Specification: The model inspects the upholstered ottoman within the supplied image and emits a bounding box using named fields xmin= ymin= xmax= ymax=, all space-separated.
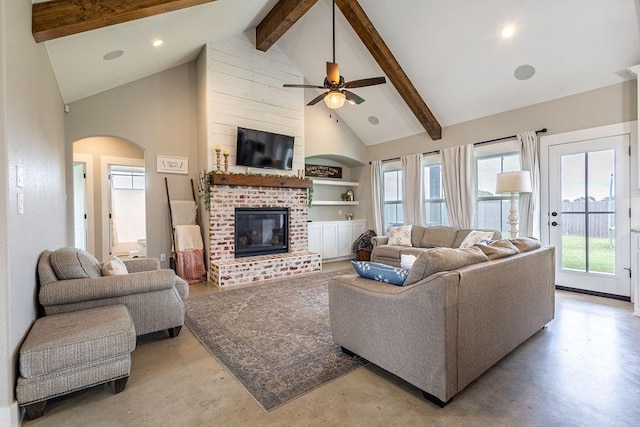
xmin=16 ymin=305 xmax=136 ymax=419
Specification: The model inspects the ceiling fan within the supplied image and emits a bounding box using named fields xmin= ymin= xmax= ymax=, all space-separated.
xmin=283 ymin=0 xmax=386 ymax=110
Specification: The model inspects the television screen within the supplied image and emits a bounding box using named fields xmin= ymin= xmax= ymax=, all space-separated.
xmin=235 ymin=127 xmax=294 ymax=171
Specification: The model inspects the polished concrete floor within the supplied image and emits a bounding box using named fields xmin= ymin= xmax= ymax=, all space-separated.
xmin=23 ymin=262 xmax=640 ymax=426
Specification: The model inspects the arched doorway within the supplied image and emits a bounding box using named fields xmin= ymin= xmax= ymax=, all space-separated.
xmin=73 ymin=136 xmax=146 ymax=261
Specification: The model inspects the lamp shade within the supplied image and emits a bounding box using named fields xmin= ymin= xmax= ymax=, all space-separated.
xmin=496 ymin=171 xmax=532 ymax=194
xmin=324 ymin=91 xmax=346 ymax=109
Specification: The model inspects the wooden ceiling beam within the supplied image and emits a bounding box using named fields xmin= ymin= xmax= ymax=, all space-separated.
xmin=32 ymin=0 xmax=216 ymax=43
xmin=335 ymin=0 xmax=442 ymax=140
xmin=255 ymin=0 xmax=318 ymax=52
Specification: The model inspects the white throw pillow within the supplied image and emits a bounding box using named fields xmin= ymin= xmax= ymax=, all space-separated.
xmin=400 ymin=254 xmax=417 ymax=269
xmin=101 ymin=255 xmax=128 ymax=276
xmin=458 ymin=230 xmax=495 ymax=248
xmin=388 ymin=225 xmax=413 ymax=246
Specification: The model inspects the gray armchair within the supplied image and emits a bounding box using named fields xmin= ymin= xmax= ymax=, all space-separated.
xmin=37 ymin=248 xmax=189 ymax=337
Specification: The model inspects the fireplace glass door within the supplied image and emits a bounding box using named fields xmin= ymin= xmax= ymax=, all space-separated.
xmin=235 ymin=208 xmax=289 ymax=258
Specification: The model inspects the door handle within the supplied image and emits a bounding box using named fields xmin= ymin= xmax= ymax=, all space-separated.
xmin=551 ymin=221 xmax=560 ymax=227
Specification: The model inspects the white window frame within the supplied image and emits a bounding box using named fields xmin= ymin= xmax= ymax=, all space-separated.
xmin=475 ymin=141 xmax=521 ymax=234
xmin=423 ymin=153 xmax=448 ymax=226
xmin=382 ymin=160 xmax=403 ymax=233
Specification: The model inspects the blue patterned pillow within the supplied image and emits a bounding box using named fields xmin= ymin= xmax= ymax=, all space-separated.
xmin=352 ymin=261 xmax=410 ymax=286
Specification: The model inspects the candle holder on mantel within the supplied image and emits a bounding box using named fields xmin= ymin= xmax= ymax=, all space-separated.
xmin=214 ymin=147 xmax=222 ymax=174
xmin=223 ymin=152 xmax=230 ymax=174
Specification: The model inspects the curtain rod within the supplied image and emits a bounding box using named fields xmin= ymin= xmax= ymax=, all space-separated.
xmin=369 ymin=128 xmax=547 ymax=164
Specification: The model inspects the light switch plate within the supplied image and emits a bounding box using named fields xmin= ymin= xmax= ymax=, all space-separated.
xmin=17 ymin=193 xmax=24 ymax=215
xmin=16 ymin=165 xmax=24 ymax=188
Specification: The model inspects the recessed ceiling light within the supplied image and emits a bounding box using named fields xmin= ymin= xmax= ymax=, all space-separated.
xmin=368 ymin=116 xmax=380 ymax=125
xmin=152 ymin=39 xmax=164 ymax=47
xmin=501 ymin=25 xmax=515 ymax=38
xmin=103 ymin=50 xmax=124 ymax=61
xmin=514 ymin=64 xmax=536 ymax=80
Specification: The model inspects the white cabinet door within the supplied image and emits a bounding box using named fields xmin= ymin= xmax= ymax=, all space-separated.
xmin=321 ymin=223 xmax=339 ymax=258
xmin=338 ymin=222 xmax=352 ymax=257
xmin=308 ymin=223 xmax=322 ymax=254
xmin=352 ymin=221 xmax=366 ymax=242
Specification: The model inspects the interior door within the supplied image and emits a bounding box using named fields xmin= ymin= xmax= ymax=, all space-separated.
xmin=547 ymin=135 xmax=630 ymax=297
xmin=108 ymin=164 xmax=147 ymax=258
xmin=73 ymin=162 xmax=88 ymax=250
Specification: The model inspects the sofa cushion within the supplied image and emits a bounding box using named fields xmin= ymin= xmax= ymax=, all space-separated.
xmin=50 ymin=247 xmax=102 ymax=280
xmin=373 ymin=245 xmax=407 ymax=260
xmin=410 ymin=226 xmax=427 ymax=247
xmin=404 ymin=246 xmax=489 ymax=285
xmin=352 ymin=261 xmax=410 ymax=286
xmin=101 ymin=255 xmax=129 ymax=276
xmin=388 ymin=225 xmax=413 ymax=246
xmin=458 ymin=230 xmax=496 ymax=248
xmin=511 ymin=237 xmax=542 ymax=253
xmin=418 ymin=226 xmax=458 ymax=248
xmin=475 ymin=239 xmax=520 ymax=260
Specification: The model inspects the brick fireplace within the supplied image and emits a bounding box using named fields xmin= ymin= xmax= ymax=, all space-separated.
xmin=208 ymin=175 xmax=321 ymax=286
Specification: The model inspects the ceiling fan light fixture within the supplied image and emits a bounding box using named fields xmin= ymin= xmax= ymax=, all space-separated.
xmin=324 ymin=91 xmax=346 ymax=109
xmin=501 ymin=25 xmax=515 ymax=38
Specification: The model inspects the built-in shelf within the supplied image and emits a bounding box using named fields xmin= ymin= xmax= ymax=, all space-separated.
xmin=312 ymin=201 xmax=359 ymax=206
xmin=311 ymin=179 xmax=359 ymax=187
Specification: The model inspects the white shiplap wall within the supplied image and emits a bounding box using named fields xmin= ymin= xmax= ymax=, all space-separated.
xmin=205 ymin=34 xmax=305 ymax=175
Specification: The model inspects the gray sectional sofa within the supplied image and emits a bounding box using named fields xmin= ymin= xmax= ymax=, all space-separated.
xmin=329 ymin=238 xmax=555 ymax=406
xmin=371 ymin=225 xmax=501 ymax=267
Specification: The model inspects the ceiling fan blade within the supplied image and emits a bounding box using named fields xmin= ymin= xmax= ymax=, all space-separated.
xmin=326 ymin=62 xmax=341 ymax=85
xmin=283 ymin=84 xmax=325 ymax=89
xmin=343 ymin=76 xmax=386 ymax=89
xmin=307 ymin=92 xmax=328 ymax=106
xmin=343 ymin=90 xmax=365 ymax=105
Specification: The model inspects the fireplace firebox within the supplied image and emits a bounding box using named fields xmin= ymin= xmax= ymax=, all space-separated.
xmin=234 ymin=207 xmax=289 ymax=258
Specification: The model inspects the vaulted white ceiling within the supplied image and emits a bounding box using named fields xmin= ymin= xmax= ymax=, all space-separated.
xmin=37 ymin=0 xmax=640 ymax=146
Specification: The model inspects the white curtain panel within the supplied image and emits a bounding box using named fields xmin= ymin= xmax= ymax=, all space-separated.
xmin=441 ymin=144 xmax=476 ymax=228
xmin=370 ymin=160 xmax=384 ymax=235
xmin=401 ymin=154 xmax=425 ymax=226
xmin=518 ymin=131 xmax=540 ymax=238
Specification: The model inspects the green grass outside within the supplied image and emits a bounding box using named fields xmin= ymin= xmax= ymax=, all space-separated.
xmin=562 ymin=235 xmax=615 ymax=274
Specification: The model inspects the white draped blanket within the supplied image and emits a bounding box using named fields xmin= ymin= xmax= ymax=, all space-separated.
xmin=174 ymin=225 xmax=203 ymax=251
xmin=170 ymin=200 xmax=196 ymax=226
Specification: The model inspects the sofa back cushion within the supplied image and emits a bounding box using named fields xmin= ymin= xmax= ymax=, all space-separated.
xmin=410 ymin=226 xmax=426 ymax=247
xmin=50 ymin=247 xmax=102 ymax=280
xmin=475 ymin=239 xmax=520 ymax=260
xmin=510 ymin=237 xmax=542 ymax=253
xmin=37 ymin=250 xmax=58 ymax=286
xmin=418 ymin=226 xmax=459 ymax=248
xmin=404 ymin=246 xmax=489 ymax=285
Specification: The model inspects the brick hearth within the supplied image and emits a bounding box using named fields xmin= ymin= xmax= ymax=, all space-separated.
xmin=209 ymin=180 xmax=321 ymax=286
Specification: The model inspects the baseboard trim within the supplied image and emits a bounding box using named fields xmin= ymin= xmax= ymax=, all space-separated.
xmin=0 ymin=401 xmax=20 ymax=427
xmin=555 ymin=285 xmax=631 ymax=302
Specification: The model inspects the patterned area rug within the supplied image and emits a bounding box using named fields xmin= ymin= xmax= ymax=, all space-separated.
xmin=184 ymin=269 xmax=367 ymax=411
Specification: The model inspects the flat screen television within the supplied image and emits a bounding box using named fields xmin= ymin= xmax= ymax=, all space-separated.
xmin=235 ymin=127 xmax=294 ymax=171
